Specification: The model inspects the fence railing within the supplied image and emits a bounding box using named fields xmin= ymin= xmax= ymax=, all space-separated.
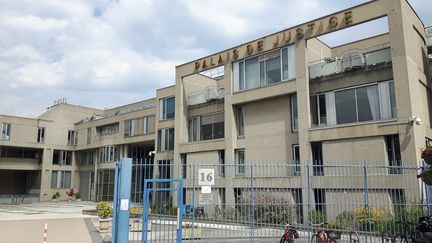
xmin=112 ymin=159 xmax=431 ymax=242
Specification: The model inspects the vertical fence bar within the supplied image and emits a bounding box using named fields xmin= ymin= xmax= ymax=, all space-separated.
xmin=363 ymin=161 xmax=370 ymax=243
xmin=307 ymin=162 xmax=312 ymax=242
xmin=249 ymin=164 xmax=254 ymax=243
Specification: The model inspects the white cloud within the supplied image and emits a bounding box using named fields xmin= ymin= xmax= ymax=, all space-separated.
xmin=0 ymin=0 xmax=429 ymax=116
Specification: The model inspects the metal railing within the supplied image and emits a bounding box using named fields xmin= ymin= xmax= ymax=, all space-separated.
xmin=309 ymin=43 xmax=392 ymax=80
xmin=123 ymin=159 xmax=430 ymax=242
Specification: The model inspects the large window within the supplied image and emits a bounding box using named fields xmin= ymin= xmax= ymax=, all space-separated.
xmin=99 ymin=146 xmax=120 ymax=163
xmin=77 ymin=150 xmax=96 ymax=166
xmin=37 ymin=127 xmax=45 ymax=143
xmin=235 ymin=149 xmax=245 ymax=175
xmin=158 ymin=128 xmax=174 ymax=151
xmin=96 ymin=169 xmax=115 ymax=201
xmin=51 ymin=170 xmax=71 ymax=189
xmin=1 ymin=122 xmax=11 ymax=140
xmin=311 ymin=81 xmax=396 ymax=127
xmin=96 ymin=123 xmax=119 ymax=136
xmin=52 ymin=150 xmax=72 ymax=165
xmin=160 ymin=97 xmax=175 ymax=120
xmin=233 ymin=45 xmax=296 ymax=92
xmin=311 ymin=142 xmax=323 ymax=176
xmin=67 ymin=130 xmax=78 ymax=145
xmin=188 ymin=112 xmax=224 ymax=142
xmin=125 ymin=116 xmax=155 ymax=137
xmin=235 ymin=106 xmax=245 ymax=137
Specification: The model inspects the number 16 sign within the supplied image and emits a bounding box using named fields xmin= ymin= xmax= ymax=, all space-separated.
xmin=198 ymin=169 xmax=214 ymax=186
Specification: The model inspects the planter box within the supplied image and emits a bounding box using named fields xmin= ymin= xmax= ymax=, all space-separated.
xmin=99 ymin=218 xmax=111 ymax=232
xmin=182 ymin=224 xmax=201 ymax=240
xmin=129 ymin=218 xmax=151 ymax=232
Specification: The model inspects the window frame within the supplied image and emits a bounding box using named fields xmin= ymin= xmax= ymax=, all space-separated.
xmin=159 ymin=96 xmax=175 ymax=120
xmin=291 ymin=95 xmax=298 ymax=131
xmin=1 ymin=122 xmax=11 ymax=140
xmin=51 ymin=170 xmax=71 ymax=189
xmin=233 ymin=45 xmax=296 ymax=93
xmin=37 ymin=127 xmax=45 ymax=143
xmin=235 ymin=149 xmax=245 ymax=175
xmin=236 ymin=106 xmax=245 ymax=138
xmin=292 ymin=144 xmax=301 ymax=175
xmin=188 ymin=112 xmax=224 ymax=142
xmin=158 ymin=128 xmax=174 ymax=151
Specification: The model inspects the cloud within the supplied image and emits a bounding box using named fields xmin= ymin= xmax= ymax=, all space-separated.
xmin=0 ymin=0 xmax=429 ymax=117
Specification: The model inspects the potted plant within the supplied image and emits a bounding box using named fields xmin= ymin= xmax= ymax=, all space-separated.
xmin=421 ymin=146 xmax=432 ymax=165
xmin=75 ymin=192 xmax=81 ymax=202
xmin=51 ymin=192 xmax=61 ymax=202
xmin=96 ymin=201 xmax=112 ymax=231
xmin=417 ymin=167 xmax=432 ymax=185
xmin=65 ymin=188 xmax=75 ymax=201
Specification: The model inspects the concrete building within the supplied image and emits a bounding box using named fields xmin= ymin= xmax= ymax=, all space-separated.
xmin=0 ymin=0 xmax=431 ymax=219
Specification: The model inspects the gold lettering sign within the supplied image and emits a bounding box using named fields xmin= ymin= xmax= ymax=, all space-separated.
xmin=194 ymin=11 xmax=353 ymax=72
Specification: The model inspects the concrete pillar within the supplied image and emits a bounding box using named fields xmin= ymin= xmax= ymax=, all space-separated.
xmin=40 ymin=148 xmax=53 ymax=201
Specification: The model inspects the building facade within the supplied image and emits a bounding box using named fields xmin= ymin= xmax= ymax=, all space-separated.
xmin=0 ymin=0 xmax=431 ymax=217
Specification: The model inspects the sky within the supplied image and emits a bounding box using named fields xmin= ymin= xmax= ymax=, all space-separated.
xmin=0 ymin=0 xmax=430 ymax=117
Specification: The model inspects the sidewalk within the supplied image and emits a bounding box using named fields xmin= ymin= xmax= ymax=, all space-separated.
xmin=0 ymin=218 xmax=94 ymax=243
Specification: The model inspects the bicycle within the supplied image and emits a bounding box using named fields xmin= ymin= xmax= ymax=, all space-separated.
xmin=279 ymin=222 xmax=299 ymax=243
xmin=396 ymin=221 xmax=431 ymax=243
xmin=310 ymin=222 xmax=341 ymax=243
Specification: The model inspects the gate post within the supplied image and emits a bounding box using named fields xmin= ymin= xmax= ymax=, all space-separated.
xmin=112 ymin=158 xmax=132 ymax=243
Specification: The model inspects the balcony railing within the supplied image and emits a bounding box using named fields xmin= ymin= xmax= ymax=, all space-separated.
xmin=309 ymin=44 xmax=392 ymax=80
xmin=187 ymin=86 xmax=225 ymax=106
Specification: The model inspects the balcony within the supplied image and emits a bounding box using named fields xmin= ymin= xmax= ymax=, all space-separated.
xmin=187 ymin=86 xmax=225 ymax=106
xmin=309 ymin=44 xmax=391 ymax=81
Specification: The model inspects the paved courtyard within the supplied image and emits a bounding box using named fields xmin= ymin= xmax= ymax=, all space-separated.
xmin=0 ymin=202 xmax=103 ymax=243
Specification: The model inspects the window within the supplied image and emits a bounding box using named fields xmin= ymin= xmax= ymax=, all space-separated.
xmin=67 ymin=130 xmax=78 ymax=145
xmin=386 ymin=135 xmax=402 ymax=174
xmin=52 ymin=150 xmax=72 ymax=165
xmin=158 ymin=128 xmax=174 ymax=151
xmin=181 ymin=154 xmax=187 ymax=179
xmin=125 ymin=116 xmax=155 ymax=137
xmin=1 ymin=122 xmax=11 ymax=140
xmin=292 ymin=144 xmax=300 ymax=175
xmin=97 ymin=123 xmax=119 ymax=135
xmin=218 ymin=150 xmax=225 ymax=177
xmin=87 ymin=128 xmax=91 ymax=144
xmin=314 ymin=189 xmax=326 ymax=213
xmin=158 ymin=160 xmax=171 ymax=179
xmin=51 ymin=171 xmax=71 ymax=189
xmin=188 ymin=117 xmax=199 ymax=142
xmin=235 ymin=149 xmax=245 ymax=175
xmin=143 ymin=116 xmax=155 ymax=134
xmin=311 ymin=142 xmax=323 ymax=176
xmin=96 ymin=169 xmax=115 ymax=201
xmin=37 ymin=127 xmax=45 ymax=143
xmin=291 ymin=95 xmax=298 ymax=130
xmin=99 ymin=146 xmax=120 ymax=163
xmin=311 ymin=81 xmax=396 ymax=127
xmin=160 ymin=96 xmax=175 ymax=120
xmin=233 ymin=45 xmax=296 ymax=92
xmin=200 ymin=113 xmax=224 ymax=140
xmin=77 ymin=150 xmax=95 ymax=166
xmin=188 ymin=112 xmax=224 ymax=142
xmin=236 ymin=106 xmax=245 ymax=137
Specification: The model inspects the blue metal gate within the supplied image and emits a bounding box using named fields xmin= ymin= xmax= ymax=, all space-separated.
xmin=142 ymin=179 xmax=184 ymax=243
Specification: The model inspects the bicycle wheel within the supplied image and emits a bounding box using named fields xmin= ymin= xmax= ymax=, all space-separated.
xmin=311 ymin=234 xmax=324 ymax=243
xmin=397 ymin=235 xmax=409 ymax=243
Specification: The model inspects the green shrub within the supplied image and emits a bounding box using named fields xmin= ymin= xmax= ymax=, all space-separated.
xmin=96 ymin=201 xmax=113 ymax=219
xmin=51 ymin=192 xmax=61 ymax=200
xmin=311 ymin=210 xmax=327 ymax=224
xmin=333 ymin=210 xmax=356 ymax=230
xmin=151 ymin=200 xmax=177 ymax=216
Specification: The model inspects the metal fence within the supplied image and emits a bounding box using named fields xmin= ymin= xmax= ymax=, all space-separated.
xmin=123 ymin=159 xmax=430 ymax=242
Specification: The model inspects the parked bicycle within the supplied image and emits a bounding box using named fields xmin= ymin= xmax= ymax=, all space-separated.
xmin=310 ymin=222 xmax=341 ymax=243
xmin=395 ymin=220 xmax=432 ymax=243
xmin=279 ymin=222 xmax=299 ymax=243
xmin=310 ymin=222 xmax=359 ymax=243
